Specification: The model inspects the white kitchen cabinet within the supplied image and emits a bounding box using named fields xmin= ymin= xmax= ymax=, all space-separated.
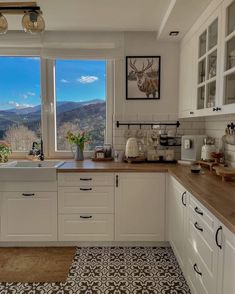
xmin=0 ymin=191 xmax=57 ymax=241
xmin=186 ymin=194 xmax=220 ymax=294
xmin=167 ymin=175 xmax=188 ymax=273
xmin=218 ymin=0 xmax=235 ymax=114
xmin=58 ymin=172 xmax=115 ymax=241
xmin=115 ymin=173 xmax=165 ymax=242
xmin=178 ymin=35 xmax=197 ymax=118
xmin=178 ymin=0 xmax=235 ymax=118
xmin=217 ymin=225 xmax=235 ymax=294
xmin=58 ymin=213 xmax=114 ymax=241
xmin=194 ymin=7 xmax=221 ymax=117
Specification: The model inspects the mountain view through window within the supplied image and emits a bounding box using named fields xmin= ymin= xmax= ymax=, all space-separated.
xmin=0 ymin=57 xmax=41 ymax=151
xmin=55 ymin=60 xmax=107 ymax=151
xmin=0 ymin=57 xmax=107 ymax=153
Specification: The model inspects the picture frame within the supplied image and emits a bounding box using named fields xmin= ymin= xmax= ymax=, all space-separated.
xmin=126 ymin=56 xmax=161 ymax=100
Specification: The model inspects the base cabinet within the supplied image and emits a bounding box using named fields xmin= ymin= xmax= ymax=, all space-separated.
xmin=115 ymin=173 xmax=165 ymax=241
xmin=169 ymin=175 xmax=235 ymax=294
xmin=58 ymin=214 xmax=114 ymax=241
xmin=0 ymin=191 xmax=57 ymax=241
xmin=58 ymin=173 xmax=115 ymax=241
xmin=167 ymin=175 xmax=188 ymax=273
xmin=218 ymin=225 xmax=235 ymax=294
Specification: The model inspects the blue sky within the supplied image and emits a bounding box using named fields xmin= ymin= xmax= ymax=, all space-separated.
xmin=0 ymin=57 xmax=106 ymax=110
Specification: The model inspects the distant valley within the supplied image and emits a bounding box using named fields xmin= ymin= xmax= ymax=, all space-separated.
xmin=0 ymin=99 xmax=106 ymax=150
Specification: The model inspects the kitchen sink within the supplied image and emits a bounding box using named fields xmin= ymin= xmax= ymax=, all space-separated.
xmin=0 ymin=160 xmax=64 ymax=181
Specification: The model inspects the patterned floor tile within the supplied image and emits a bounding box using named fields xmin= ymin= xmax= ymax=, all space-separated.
xmin=0 ymin=247 xmax=191 ymax=294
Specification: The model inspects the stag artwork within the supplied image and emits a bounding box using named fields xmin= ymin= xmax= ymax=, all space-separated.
xmin=128 ymin=58 xmax=159 ymax=99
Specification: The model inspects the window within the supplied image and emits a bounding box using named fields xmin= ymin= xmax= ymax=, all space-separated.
xmin=0 ymin=55 xmax=112 ymax=158
xmin=54 ymin=59 xmax=107 ymax=152
xmin=0 ymin=56 xmax=41 ymax=152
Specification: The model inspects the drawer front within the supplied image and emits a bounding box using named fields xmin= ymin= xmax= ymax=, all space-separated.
xmin=187 ymin=225 xmax=218 ymax=294
xmin=188 ymin=213 xmax=217 ymax=275
xmin=58 ymin=173 xmax=114 ymax=187
xmin=58 ymin=214 xmax=114 ymax=241
xmin=58 ymin=187 xmax=114 ymax=213
xmin=189 ymin=195 xmax=215 ymax=233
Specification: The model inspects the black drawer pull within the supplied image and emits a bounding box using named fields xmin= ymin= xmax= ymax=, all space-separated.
xmin=194 ymin=222 xmax=203 ymax=232
xmin=195 ymin=206 xmax=203 ymax=216
xmin=193 ymin=263 xmax=202 ymax=276
xmin=215 ymin=226 xmax=222 ymax=249
xmin=80 ymin=216 xmax=92 ymax=219
xmin=80 ymin=178 xmax=92 ymax=181
xmin=80 ymin=188 xmax=92 ymax=191
xmin=22 ymin=193 xmax=35 ymax=197
xmin=181 ymin=192 xmax=186 ymax=206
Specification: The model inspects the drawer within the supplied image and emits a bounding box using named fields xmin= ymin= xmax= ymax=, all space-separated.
xmin=58 ymin=173 xmax=114 ymax=187
xmin=58 ymin=186 xmax=114 ymax=213
xmin=188 ymin=214 xmax=218 ymax=275
xmin=187 ymin=227 xmax=218 ymax=294
xmin=58 ymin=214 xmax=114 ymax=241
xmin=189 ymin=195 xmax=215 ymax=233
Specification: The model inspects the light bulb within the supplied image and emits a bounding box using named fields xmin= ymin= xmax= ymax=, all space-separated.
xmin=22 ymin=11 xmax=45 ymax=34
xmin=0 ymin=13 xmax=8 ymax=34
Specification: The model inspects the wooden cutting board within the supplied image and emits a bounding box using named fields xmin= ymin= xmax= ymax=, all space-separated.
xmin=213 ymin=166 xmax=235 ymax=181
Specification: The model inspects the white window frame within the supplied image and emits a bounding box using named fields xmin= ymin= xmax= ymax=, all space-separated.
xmin=0 ymin=52 xmax=113 ymax=159
xmin=0 ymin=49 xmax=43 ymax=159
xmin=43 ymin=58 xmax=113 ymax=159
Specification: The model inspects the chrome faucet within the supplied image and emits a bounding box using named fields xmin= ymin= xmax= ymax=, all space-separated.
xmin=29 ymin=139 xmax=44 ymax=161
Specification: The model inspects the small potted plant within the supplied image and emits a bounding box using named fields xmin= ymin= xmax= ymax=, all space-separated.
xmin=66 ymin=131 xmax=91 ymax=161
xmin=0 ymin=141 xmax=12 ymax=163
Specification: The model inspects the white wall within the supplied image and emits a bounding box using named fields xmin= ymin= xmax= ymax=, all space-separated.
xmin=114 ymin=32 xmax=180 ymax=119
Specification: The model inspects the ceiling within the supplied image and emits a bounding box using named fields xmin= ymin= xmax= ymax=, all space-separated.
xmin=1 ymin=0 xmax=214 ymax=40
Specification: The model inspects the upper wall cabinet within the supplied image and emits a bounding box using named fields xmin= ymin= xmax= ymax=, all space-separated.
xmin=196 ymin=11 xmax=220 ymax=115
xmin=179 ymin=0 xmax=235 ymax=118
xmin=219 ymin=0 xmax=235 ymax=114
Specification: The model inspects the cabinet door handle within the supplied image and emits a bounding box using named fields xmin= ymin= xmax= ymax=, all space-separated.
xmin=80 ymin=188 xmax=92 ymax=191
xmin=194 ymin=222 xmax=203 ymax=232
xmin=22 ymin=193 xmax=35 ymax=197
xmin=194 ymin=206 xmax=203 ymax=216
xmin=80 ymin=178 xmax=92 ymax=181
xmin=80 ymin=215 xmax=92 ymax=219
xmin=193 ymin=263 xmax=202 ymax=276
xmin=116 ymin=175 xmax=119 ymax=187
xmin=215 ymin=226 xmax=222 ymax=249
xmin=181 ymin=191 xmax=186 ymax=206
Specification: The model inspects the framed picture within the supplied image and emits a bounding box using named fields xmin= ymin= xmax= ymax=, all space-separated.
xmin=126 ymin=56 xmax=161 ymax=100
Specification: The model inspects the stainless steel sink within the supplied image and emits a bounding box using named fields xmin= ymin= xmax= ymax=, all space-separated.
xmin=0 ymin=160 xmax=64 ymax=181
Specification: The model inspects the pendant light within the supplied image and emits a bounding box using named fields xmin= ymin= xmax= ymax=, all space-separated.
xmin=22 ymin=11 xmax=45 ymax=34
xmin=0 ymin=2 xmax=45 ymax=34
xmin=0 ymin=13 xmax=8 ymax=34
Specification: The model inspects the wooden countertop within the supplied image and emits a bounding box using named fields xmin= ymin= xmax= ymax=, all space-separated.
xmin=58 ymin=160 xmax=175 ymax=172
xmin=58 ymin=160 xmax=235 ymax=234
xmin=169 ymin=166 xmax=235 ymax=235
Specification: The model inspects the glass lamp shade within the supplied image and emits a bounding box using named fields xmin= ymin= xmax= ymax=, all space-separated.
xmin=0 ymin=13 xmax=8 ymax=34
xmin=22 ymin=11 xmax=45 ymax=34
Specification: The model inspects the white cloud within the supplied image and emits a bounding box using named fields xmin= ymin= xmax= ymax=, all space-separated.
xmin=8 ymin=101 xmax=34 ymax=109
xmin=60 ymin=79 xmax=70 ymax=84
xmin=20 ymin=92 xmax=36 ymax=99
xmin=27 ymin=92 xmax=36 ymax=96
xmin=77 ymin=76 xmax=99 ymax=84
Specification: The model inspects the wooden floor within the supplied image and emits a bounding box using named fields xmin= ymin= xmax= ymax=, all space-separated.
xmin=0 ymin=247 xmax=76 ymax=283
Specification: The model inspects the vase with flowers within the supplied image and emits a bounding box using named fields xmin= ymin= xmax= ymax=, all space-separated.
xmin=0 ymin=141 xmax=12 ymax=163
xmin=66 ymin=131 xmax=91 ymax=161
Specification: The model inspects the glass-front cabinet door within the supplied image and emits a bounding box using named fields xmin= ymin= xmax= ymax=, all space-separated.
xmin=196 ymin=14 xmax=220 ymax=112
xmin=221 ymin=0 xmax=235 ymax=110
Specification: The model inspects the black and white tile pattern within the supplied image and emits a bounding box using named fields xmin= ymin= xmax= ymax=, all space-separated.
xmin=0 ymin=247 xmax=191 ymax=294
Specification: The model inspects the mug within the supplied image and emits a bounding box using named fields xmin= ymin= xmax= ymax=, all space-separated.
xmin=114 ymin=150 xmax=124 ymax=162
